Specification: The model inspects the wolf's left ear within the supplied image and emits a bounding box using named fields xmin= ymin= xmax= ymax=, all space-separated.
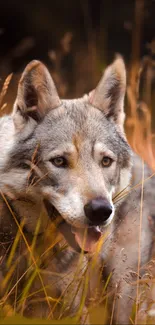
xmin=89 ymin=56 xmax=126 ymax=129
xmin=13 ymin=60 xmax=61 ymax=129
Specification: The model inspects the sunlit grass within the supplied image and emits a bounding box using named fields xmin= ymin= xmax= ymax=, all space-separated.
xmin=1 ymin=21 xmax=155 ymax=324
xmin=1 ymin=75 xmax=155 ymax=325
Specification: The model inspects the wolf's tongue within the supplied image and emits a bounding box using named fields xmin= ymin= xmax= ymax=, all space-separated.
xmin=57 ymin=220 xmax=101 ymax=253
xmin=71 ymin=226 xmax=101 ymax=253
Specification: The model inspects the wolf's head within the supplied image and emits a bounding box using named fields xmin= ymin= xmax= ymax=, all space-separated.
xmin=1 ymin=57 xmax=132 ymax=252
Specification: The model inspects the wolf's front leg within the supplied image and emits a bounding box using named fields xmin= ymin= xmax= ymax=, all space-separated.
xmin=105 ymin=267 xmax=137 ymax=324
xmin=101 ymin=214 xmax=153 ymax=324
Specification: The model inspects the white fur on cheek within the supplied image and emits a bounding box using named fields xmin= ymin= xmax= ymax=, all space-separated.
xmin=0 ymin=169 xmax=30 ymax=192
xmin=42 ymin=186 xmax=87 ymax=227
xmin=119 ymin=168 xmax=131 ymax=193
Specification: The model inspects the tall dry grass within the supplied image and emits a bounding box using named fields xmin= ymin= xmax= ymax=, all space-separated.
xmin=1 ymin=0 xmax=155 ymax=324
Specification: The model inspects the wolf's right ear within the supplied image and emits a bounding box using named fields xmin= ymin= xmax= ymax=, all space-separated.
xmin=13 ymin=60 xmax=61 ymax=130
xmin=88 ymin=56 xmax=126 ymax=131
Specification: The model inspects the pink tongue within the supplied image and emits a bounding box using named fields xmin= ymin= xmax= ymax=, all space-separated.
xmin=72 ymin=226 xmax=101 ymax=253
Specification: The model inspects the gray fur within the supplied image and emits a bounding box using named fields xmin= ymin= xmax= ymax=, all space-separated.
xmin=0 ymin=58 xmax=154 ymax=323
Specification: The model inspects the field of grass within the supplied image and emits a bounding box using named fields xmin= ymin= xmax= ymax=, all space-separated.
xmin=1 ymin=0 xmax=155 ymax=324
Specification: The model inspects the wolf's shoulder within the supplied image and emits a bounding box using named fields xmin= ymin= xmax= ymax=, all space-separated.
xmin=129 ymin=152 xmax=155 ymax=213
xmin=131 ymin=153 xmax=154 ymax=186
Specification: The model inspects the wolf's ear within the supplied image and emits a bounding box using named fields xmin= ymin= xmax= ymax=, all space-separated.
xmin=13 ymin=60 xmax=61 ymax=129
xmin=89 ymin=56 xmax=126 ymax=129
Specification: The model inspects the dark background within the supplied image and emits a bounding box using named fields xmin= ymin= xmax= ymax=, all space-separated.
xmin=0 ymin=0 xmax=155 ymax=107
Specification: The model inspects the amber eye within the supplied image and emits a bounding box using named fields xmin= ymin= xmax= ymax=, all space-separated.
xmin=50 ymin=157 xmax=67 ymax=168
xmin=102 ymin=156 xmax=113 ymax=167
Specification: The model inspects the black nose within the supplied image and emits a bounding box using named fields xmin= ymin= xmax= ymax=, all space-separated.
xmin=84 ymin=197 xmax=112 ymax=226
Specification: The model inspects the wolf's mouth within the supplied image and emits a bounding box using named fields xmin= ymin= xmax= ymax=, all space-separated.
xmin=58 ymin=221 xmax=102 ymax=253
xmin=71 ymin=225 xmax=101 ymax=253
xmin=44 ymin=200 xmax=102 ymax=254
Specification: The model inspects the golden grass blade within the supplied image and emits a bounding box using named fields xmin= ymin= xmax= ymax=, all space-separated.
xmin=0 ymin=73 xmax=13 ymax=107
xmin=135 ymin=160 xmax=144 ymax=324
xmin=0 ymin=103 xmax=7 ymax=111
xmin=6 ymin=220 xmax=25 ymax=268
xmin=20 ymin=269 xmax=38 ymax=313
xmin=27 ymin=217 xmax=41 ymax=267
xmin=0 ymin=190 xmax=52 ymax=315
xmin=114 ymin=171 xmax=155 ymax=205
xmin=75 ymin=271 xmax=89 ymax=323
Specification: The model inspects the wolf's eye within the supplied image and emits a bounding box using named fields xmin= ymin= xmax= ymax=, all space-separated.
xmin=50 ymin=157 xmax=67 ymax=168
xmin=19 ymin=162 xmax=29 ymax=169
xmin=102 ymin=157 xmax=113 ymax=167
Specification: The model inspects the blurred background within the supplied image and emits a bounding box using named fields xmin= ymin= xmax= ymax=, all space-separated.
xmin=0 ymin=0 xmax=155 ymax=166
xmin=0 ymin=3 xmax=155 ymax=323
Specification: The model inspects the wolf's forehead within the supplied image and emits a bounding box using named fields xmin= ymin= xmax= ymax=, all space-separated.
xmin=39 ymin=101 xmax=110 ymax=138
xmin=36 ymin=101 xmax=125 ymax=155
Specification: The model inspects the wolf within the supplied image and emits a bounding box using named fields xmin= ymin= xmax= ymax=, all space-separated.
xmin=0 ymin=56 xmax=155 ymax=324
